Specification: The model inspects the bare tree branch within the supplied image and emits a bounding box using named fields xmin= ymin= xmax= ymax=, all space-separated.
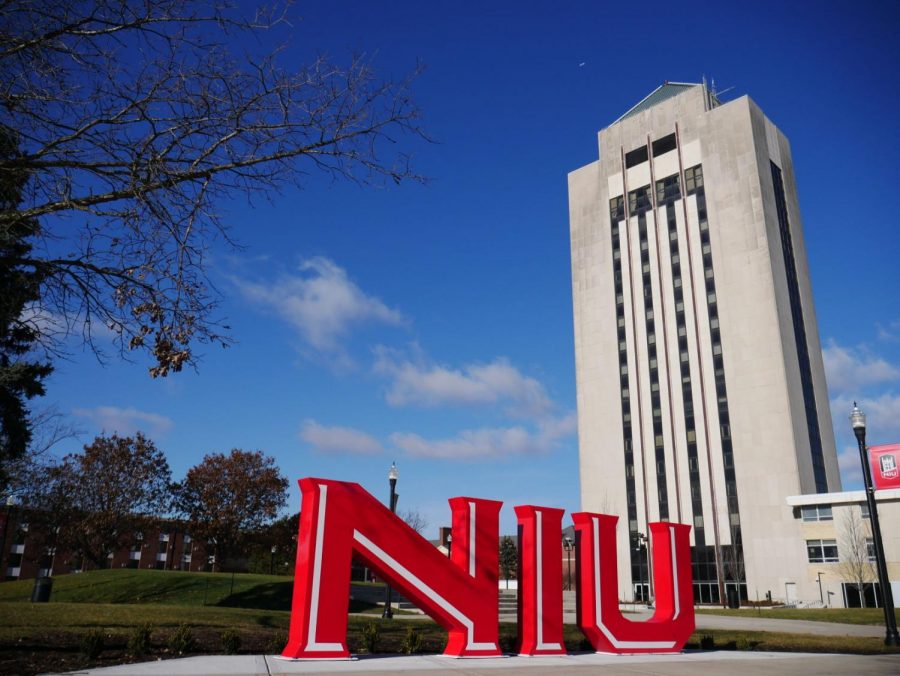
xmin=0 ymin=0 xmax=428 ymax=375
xmin=837 ymin=508 xmax=875 ymax=607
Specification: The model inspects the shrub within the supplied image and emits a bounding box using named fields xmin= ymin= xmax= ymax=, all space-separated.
xmin=266 ymin=631 xmax=288 ymax=655
xmin=402 ymin=625 xmax=423 ymax=654
xmin=128 ymin=623 xmax=153 ymax=657
xmin=80 ymin=629 xmax=105 ymax=660
xmin=220 ymin=629 xmax=242 ymax=655
xmin=361 ymin=621 xmax=380 ymax=654
xmin=700 ymin=634 xmax=715 ymax=650
xmin=498 ymin=633 xmax=517 ymax=654
xmin=167 ymin=624 xmax=197 ymax=655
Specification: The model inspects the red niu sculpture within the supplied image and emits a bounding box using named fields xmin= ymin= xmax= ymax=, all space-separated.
xmin=281 ymin=477 xmax=694 ymax=660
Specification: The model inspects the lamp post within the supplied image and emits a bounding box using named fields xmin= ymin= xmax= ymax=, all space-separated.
xmin=382 ymin=462 xmax=399 ymax=619
xmin=816 ymin=571 xmax=824 ymax=606
xmin=850 ymin=403 xmax=899 ymax=645
xmin=446 ymin=533 xmax=452 ymax=557
xmin=563 ymin=536 xmax=574 ymax=591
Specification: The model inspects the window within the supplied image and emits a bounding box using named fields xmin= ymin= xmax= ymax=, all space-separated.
xmin=800 ymin=505 xmax=833 ymax=522
xmin=685 ymin=165 xmax=704 ymax=194
xmin=628 ymin=185 xmax=652 ymax=213
xmin=866 ymin=538 xmax=876 ymax=562
xmin=610 ymin=196 xmax=625 ymax=221
xmin=625 ymin=145 xmax=649 ymax=168
xmin=652 ymin=133 xmax=677 ymax=157
xmin=655 ymin=173 xmax=681 ymax=204
xmin=860 ymin=503 xmax=870 ymax=519
xmin=806 ymin=539 xmax=838 ymax=563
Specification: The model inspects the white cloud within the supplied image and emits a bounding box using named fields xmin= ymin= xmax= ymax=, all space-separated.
xmin=234 ymin=257 xmax=406 ymax=355
xmin=837 ymin=445 xmax=863 ymax=487
xmin=299 ymin=420 xmax=383 ymax=455
xmin=876 ymin=320 xmax=900 ymax=343
xmin=72 ymin=406 xmax=174 ymax=437
xmin=822 ymin=340 xmax=900 ymax=394
xmin=831 ymin=392 xmax=900 ymax=439
xmin=374 ymin=348 xmax=553 ymax=416
xmin=390 ymin=413 xmax=576 ymax=460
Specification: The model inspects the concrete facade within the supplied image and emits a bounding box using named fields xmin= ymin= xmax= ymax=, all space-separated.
xmin=568 ymin=83 xmax=842 ymax=605
xmin=787 ymin=488 xmax=900 ymax=608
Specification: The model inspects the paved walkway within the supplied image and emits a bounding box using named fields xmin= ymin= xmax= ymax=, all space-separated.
xmin=490 ymin=610 xmax=884 ymax=638
xmin=692 ymin=611 xmax=884 ymax=637
xmin=57 ymin=651 xmax=900 ymax=676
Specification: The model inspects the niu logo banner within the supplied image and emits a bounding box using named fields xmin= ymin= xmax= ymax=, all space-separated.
xmin=870 ymin=444 xmax=900 ymax=489
xmin=281 ymin=478 xmax=694 ymax=659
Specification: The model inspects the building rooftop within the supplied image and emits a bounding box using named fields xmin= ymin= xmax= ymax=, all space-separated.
xmin=610 ymin=81 xmax=706 ymax=126
xmin=786 ymin=488 xmax=900 ymax=506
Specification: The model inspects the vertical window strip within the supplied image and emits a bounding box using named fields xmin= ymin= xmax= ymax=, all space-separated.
xmin=610 ymin=196 xmax=639 ymax=548
xmin=770 ymin=162 xmax=828 ymax=493
xmin=685 ymin=164 xmax=743 ymax=582
xmin=656 ymin=173 xmax=706 ymax=547
xmin=637 ymin=210 xmax=669 ymax=522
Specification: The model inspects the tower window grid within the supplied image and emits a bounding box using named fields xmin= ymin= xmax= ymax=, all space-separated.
xmin=686 ymin=164 xmax=746 ymax=602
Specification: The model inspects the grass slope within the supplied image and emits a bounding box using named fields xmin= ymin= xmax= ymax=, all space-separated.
xmin=0 ymin=569 xmax=293 ymax=609
xmin=697 ymin=607 xmax=900 ymax=626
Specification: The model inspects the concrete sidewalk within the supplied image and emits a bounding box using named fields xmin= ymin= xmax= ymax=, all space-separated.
xmin=56 ymin=651 xmax=900 ymax=676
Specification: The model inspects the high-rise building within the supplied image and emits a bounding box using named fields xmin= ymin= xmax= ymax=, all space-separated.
xmin=568 ymin=82 xmax=841 ymax=604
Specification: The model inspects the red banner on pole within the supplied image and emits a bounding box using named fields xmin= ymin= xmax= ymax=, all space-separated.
xmin=869 ymin=443 xmax=900 ymax=490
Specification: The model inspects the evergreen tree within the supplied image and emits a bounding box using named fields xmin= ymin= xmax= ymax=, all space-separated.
xmin=0 ymin=127 xmax=52 ymax=488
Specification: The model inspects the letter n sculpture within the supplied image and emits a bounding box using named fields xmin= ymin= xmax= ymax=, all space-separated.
xmin=282 ymin=478 xmax=502 ymax=658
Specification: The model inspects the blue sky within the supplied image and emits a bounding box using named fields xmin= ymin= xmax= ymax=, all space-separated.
xmin=35 ymin=1 xmax=900 ymax=536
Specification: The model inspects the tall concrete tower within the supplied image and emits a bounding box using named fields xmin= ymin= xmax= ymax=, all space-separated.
xmin=568 ymin=83 xmax=840 ymax=604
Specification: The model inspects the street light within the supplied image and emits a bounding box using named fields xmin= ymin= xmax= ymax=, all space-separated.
xmin=562 ymin=536 xmax=574 ymax=591
xmin=382 ymin=462 xmax=399 ymax=619
xmin=850 ymin=403 xmax=899 ymax=646
xmin=816 ymin=571 xmax=824 ymax=606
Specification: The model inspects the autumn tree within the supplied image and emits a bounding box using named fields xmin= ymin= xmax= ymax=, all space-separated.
xmin=246 ymin=511 xmax=298 ymax=575
xmin=0 ymin=0 xmax=426 ymax=380
xmin=22 ymin=433 xmax=172 ymax=568
xmin=837 ymin=508 xmax=875 ymax=608
xmin=174 ymin=449 xmax=288 ymax=568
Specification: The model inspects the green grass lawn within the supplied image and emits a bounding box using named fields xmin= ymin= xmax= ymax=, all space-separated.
xmin=0 ymin=601 xmax=291 ymax=640
xmin=696 ymin=606 xmax=900 ymax=626
xmin=1 ymin=569 xmax=898 ymax=675
xmin=0 ymin=569 xmax=294 ymax=609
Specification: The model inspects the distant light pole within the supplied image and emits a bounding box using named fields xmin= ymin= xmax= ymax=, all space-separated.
xmin=816 ymin=571 xmax=824 ymax=605
xmin=382 ymin=462 xmax=399 ymax=619
xmin=562 ymin=536 xmax=574 ymax=591
xmin=270 ymin=545 xmax=277 ymax=575
xmin=446 ymin=533 xmax=452 ymax=558
xmin=850 ymin=403 xmax=899 ymax=646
